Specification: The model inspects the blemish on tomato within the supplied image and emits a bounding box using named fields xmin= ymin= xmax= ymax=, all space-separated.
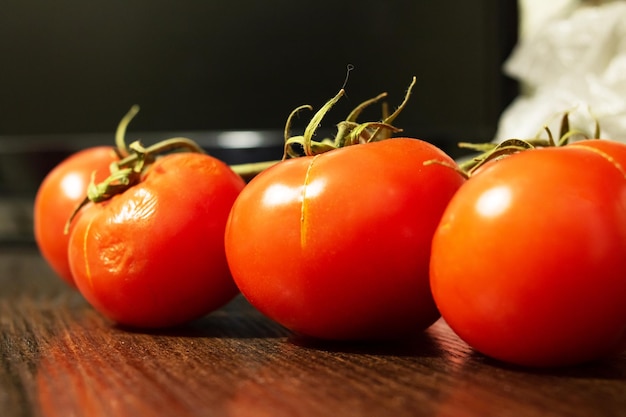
xmin=111 ymin=188 xmax=157 ymax=224
xmin=82 ymin=217 xmax=94 ymax=289
xmin=574 ymin=144 xmax=626 ymax=179
xmin=300 ymin=155 xmax=319 ymax=248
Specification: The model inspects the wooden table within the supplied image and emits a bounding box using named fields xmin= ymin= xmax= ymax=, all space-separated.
xmin=1 ymin=246 xmax=625 ymax=417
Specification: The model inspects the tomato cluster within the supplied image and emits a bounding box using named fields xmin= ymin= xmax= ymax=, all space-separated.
xmin=33 ymin=85 xmax=626 ymax=369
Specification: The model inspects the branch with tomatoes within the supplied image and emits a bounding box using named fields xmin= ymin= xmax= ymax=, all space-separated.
xmin=35 ymin=77 xmax=451 ymax=330
xmin=33 ymin=77 xmax=626 ymax=370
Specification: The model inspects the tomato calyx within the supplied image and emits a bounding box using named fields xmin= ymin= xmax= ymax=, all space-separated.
xmin=282 ymin=77 xmax=417 ymax=159
xmin=427 ymin=113 xmax=602 ymax=178
xmin=62 ymin=105 xmax=213 ymax=233
xmin=453 ymin=138 xmax=539 ymax=177
xmin=63 ymin=135 xmax=207 ymax=233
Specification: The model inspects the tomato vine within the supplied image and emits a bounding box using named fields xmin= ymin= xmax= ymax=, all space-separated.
xmin=428 ymin=112 xmax=604 ymax=178
xmin=64 ymin=77 xmax=419 ymax=233
xmin=282 ymin=77 xmax=417 ymax=159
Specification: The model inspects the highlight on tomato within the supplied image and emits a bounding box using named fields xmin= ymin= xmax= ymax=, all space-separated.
xmin=225 ymin=79 xmax=467 ymax=341
xmin=63 ymin=108 xmax=249 ymax=329
xmin=430 ymin=142 xmax=626 ymax=367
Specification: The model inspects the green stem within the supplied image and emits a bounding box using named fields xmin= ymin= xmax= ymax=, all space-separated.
xmin=302 ymin=89 xmax=345 ymax=156
xmin=345 ymin=92 xmax=387 ymax=123
xmin=115 ymin=105 xmax=141 ymax=158
xmin=231 ymin=160 xmax=281 ymax=182
xmin=346 ymin=122 xmax=401 ymax=146
xmin=381 ymin=77 xmax=416 ymax=126
xmin=282 ymin=105 xmax=313 ymax=160
xmin=369 ymin=76 xmax=416 ymax=142
xmin=334 ymin=91 xmax=387 ymax=148
xmin=116 ymin=137 xmax=206 ymax=169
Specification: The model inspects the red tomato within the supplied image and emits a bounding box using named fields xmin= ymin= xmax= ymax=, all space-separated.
xmin=225 ymin=138 xmax=465 ymax=340
xmin=430 ymin=146 xmax=626 ymax=367
xmin=569 ymin=138 xmax=626 ymax=170
xmin=67 ymin=152 xmax=245 ymax=328
xmin=34 ymin=147 xmax=118 ymax=287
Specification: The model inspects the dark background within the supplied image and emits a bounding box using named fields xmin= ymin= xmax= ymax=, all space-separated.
xmin=0 ymin=1 xmax=517 ymax=138
xmin=0 ymin=0 xmax=518 ymax=243
xmin=0 ymin=1 xmax=518 ymax=196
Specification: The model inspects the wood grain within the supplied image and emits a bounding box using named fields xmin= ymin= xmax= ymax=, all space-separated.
xmin=1 ymin=247 xmax=625 ymax=417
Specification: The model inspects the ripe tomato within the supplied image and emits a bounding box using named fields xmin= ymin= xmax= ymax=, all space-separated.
xmin=67 ymin=152 xmax=245 ymax=328
xmin=569 ymin=138 xmax=626 ymax=169
xmin=34 ymin=147 xmax=118 ymax=287
xmin=430 ymin=146 xmax=626 ymax=367
xmin=225 ymin=138 xmax=465 ymax=341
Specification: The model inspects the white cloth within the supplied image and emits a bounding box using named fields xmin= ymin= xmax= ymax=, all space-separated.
xmin=495 ymin=1 xmax=626 ymax=142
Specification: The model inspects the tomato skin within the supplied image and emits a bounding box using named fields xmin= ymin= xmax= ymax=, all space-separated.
xmin=430 ymin=146 xmax=626 ymax=367
xmin=68 ymin=152 xmax=245 ymax=328
xmin=34 ymin=147 xmax=118 ymax=287
xmin=569 ymin=138 xmax=626 ymax=170
xmin=225 ymin=138 xmax=465 ymax=340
